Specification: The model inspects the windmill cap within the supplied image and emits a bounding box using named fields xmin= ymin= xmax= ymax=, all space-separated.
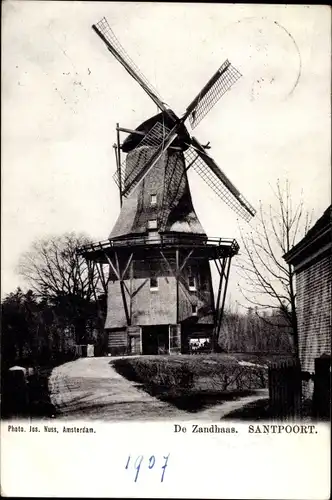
xmin=122 ymin=109 xmax=191 ymax=153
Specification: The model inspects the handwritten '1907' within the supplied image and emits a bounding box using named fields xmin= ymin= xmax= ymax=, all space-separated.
xmin=125 ymin=454 xmax=170 ymax=482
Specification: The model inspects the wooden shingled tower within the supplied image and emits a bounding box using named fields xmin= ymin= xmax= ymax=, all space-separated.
xmin=78 ymin=18 xmax=256 ymax=355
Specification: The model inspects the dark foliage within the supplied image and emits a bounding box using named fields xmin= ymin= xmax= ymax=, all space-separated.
xmin=1 ymin=367 xmax=56 ymax=419
xmin=1 ymin=286 xmax=107 ymax=418
xmin=112 ymin=354 xmax=269 ymax=413
xmin=1 ymin=287 xmax=106 ymax=370
xmin=112 ymin=357 xmax=194 ymax=394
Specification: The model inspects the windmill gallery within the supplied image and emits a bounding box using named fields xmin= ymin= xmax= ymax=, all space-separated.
xmin=77 ymin=17 xmax=256 ymax=356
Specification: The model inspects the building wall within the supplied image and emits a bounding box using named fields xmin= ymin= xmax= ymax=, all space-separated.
xmin=131 ymin=275 xmax=177 ymax=325
xmin=178 ymin=260 xmax=214 ymax=324
xmin=104 ymin=256 xmax=215 ymax=329
xmin=296 ymin=252 xmax=331 ymax=373
xmin=107 ymin=328 xmax=127 ymax=355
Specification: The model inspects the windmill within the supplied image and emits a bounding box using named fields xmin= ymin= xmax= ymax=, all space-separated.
xmin=78 ymin=17 xmax=256 ymax=355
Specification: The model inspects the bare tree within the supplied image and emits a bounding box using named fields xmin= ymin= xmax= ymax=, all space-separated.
xmin=18 ymin=232 xmax=104 ymax=343
xmin=236 ymin=180 xmax=312 ymax=356
xmin=18 ymin=233 xmax=100 ymax=300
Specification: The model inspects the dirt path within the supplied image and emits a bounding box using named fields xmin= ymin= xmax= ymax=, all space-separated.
xmin=194 ymin=390 xmax=268 ymax=420
xmin=49 ymin=357 xmax=189 ymax=421
xmin=49 ymin=357 xmax=268 ymax=421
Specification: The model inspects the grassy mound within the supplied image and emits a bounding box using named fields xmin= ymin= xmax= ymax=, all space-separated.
xmin=112 ymin=354 xmax=269 ymax=412
xmin=112 ymin=356 xmax=194 ymax=394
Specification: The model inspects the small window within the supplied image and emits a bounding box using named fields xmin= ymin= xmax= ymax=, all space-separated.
xmin=192 ymin=304 xmax=198 ymax=316
xmin=150 ymin=277 xmax=159 ymax=291
xmin=148 ymin=219 xmax=158 ymax=230
xmin=188 ymin=276 xmax=196 ymax=291
xmin=150 ymin=194 xmax=157 ymax=206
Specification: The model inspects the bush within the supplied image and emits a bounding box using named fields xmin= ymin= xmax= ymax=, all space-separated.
xmin=112 ymin=358 xmax=140 ymax=383
xmin=109 ymin=346 xmax=127 ymax=356
xmin=112 ymin=355 xmax=269 ymax=412
xmin=112 ymin=354 xmax=268 ymax=394
xmin=112 ymin=357 xmax=194 ymax=393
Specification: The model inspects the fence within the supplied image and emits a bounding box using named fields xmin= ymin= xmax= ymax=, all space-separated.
xmin=74 ymin=344 xmax=95 ymax=358
xmin=268 ymin=358 xmax=302 ymax=420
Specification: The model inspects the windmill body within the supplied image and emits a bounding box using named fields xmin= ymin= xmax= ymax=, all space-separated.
xmin=78 ymin=18 xmax=256 ymax=355
xmin=104 ymin=113 xmax=214 ymax=354
xmin=111 ymin=111 xmax=204 ymax=238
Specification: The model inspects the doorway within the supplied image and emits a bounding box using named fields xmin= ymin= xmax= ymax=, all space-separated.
xmin=142 ymin=325 xmax=169 ymax=354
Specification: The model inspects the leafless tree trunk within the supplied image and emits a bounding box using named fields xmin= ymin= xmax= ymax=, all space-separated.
xmin=18 ymin=233 xmax=101 ymax=300
xmin=18 ymin=232 xmax=107 ymax=343
xmin=236 ymin=180 xmax=312 ymax=357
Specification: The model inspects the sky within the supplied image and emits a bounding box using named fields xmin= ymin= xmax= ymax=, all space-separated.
xmin=2 ymin=2 xmax=331 ymax=308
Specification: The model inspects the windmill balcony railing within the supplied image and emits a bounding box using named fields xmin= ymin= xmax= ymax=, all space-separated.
xmin=76 ymin=233 xmax=239 ymax=258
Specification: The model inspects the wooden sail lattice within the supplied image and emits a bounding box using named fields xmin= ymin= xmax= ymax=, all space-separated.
xmin=94 ymin=18 xmax=165 ymax=109
xmin=184 ymin=145 xmax=255 ymax=222
xmin=159 ymin=152 xmax=187 ymax=230
xmin=188 ymin=60 xmax=242 ymax=129
xmin=94 ymin=17 xmax=255 ymax=221
xmin=113 ymin=122 xmax=171 ymax=193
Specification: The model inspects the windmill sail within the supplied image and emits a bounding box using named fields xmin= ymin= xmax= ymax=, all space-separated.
xmin=158 ymin=151 xmax=188 ymax=231
xmin=187 ymin=60 xmax=242 ymax=129
xmin=120 ymin=124 xmax=179 ymax=197
xmin=92 ymin=17 xmax=169 ymax=114
xmin=185 ymin=138 xmax=256 ymax=221
xmin=93 ymin=17 xmax=255 ymax=219
xmin=113 ymin=122 xmax=171 ymax=192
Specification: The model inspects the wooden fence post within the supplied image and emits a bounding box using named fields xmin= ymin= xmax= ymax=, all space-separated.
xmin=268 ymin=358 xmax=302 ymax=420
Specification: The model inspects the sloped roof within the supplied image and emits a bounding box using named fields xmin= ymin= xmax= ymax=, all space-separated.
xmin=283 ymin=205 xmax=332 ymax=267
